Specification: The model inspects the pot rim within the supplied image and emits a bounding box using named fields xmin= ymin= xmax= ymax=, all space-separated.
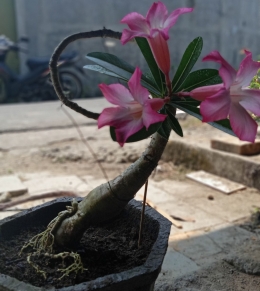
xmin=0 ymin=197 xmax=171 ymax=291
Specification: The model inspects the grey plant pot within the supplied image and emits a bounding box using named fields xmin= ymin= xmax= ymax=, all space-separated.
xmin=0 ymin=197 xmax=171 ymax=291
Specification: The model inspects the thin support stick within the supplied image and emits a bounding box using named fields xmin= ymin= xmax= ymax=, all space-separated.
xmin=138 ymin=179 xmax=149 ymax=248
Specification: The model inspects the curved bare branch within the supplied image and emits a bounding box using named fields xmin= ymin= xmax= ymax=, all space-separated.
xmin=49 ymin=28 xmax=122 ymax=120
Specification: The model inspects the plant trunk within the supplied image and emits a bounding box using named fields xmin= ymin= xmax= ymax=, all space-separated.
xmin=54 ymin=132 xmax=168 ymax=247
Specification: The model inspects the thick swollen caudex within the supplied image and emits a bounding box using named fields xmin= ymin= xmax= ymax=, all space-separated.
xmin=53 ymin=132 xmax=168 ymax=247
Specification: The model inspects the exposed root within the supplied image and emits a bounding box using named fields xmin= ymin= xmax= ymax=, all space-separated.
xmin=46 ymin=252 xmax=87 ymax=279
xmin=27 ymin=254 xmax=47 ymax=280
xmin=20 ymin=199 xmax=86 ymax=280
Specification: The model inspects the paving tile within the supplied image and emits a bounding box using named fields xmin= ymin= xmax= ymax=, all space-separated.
xmin=23 ymin=175 xmax=89 ymax=195
xmin=160 ymin=247 xmax=199 ymax=277
xmin=135 ymin=181 xmax=177 ymax=204
xmin=186 ymin=190 xmax=260 ymax=222
xmin=155 ymin=247 xmax=199 ymax=291
xmin=206 ymin=223 xmax=253 ymax=250
xmin=153 ymin=178 xmax=219 ymax=200
xmin=0 ymin=175 xmax=27 ymax=197
xmin=169 ymin=232 xmax=222 ymax=262
xmin=155 ymin=199 xmax=225 ymax=234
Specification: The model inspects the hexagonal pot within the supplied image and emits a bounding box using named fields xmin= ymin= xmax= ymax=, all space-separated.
xmin=0 ymin=197 xmax=171 ymax=291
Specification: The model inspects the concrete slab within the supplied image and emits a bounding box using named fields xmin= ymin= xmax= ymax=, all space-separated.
xmin=150 ymin=178 xmax=218 ymax=201
xmin=207 ymin=223 xmax=253 ymax=250
xmin=155 ymin=199 xmax=225 ymax=234
xmin=135 ymin=181 xmax=177 ymax=204
xmin=163 ymin=139 xmax=260 ymax=191
xmin=169 ymin=232 xmax=222 ymax=261
xmin=187 ymin=189 xmax=260 ymax=222
xmin=155 ymin=248 xmax=199 ymax=289
xmin=0 ymin=175 xmax=27 ymax=197
xmin=211 ymin=136 xmax=260 ymax=155
xmin=23 ymin=175 xmax=89 ymax=195
xmin=186 ymin=170 xmax=246 ymax=194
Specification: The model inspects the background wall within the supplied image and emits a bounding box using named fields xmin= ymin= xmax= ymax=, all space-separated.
xmin=0 ymin=0 xmax=19 ymax=72
xmin=11 ymin=0 xmax=260 ymax=95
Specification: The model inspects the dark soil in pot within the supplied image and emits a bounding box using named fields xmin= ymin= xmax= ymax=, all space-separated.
xmin=0 ymin=200 xmax=159 ymax=289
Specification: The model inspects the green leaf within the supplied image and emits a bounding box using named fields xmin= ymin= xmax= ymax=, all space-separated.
xmin=171 ymin=96 xmax=200 ymax=107
xmin=177 ymin=69 xmax=222 ymax=92
xmin=110 ymin=122 xmax=162 ymax=143
xmin=84 ymin=64 xmax=122 ymax=79
xmin=157 ymin=118 xmax=171 ymax=140
xmin=172 ymin=37 xmax=203 ymax=92
xmin=168 ymin=103 xmax=236 ymax=137
xmin=86 ymin=52 xmax=160 ymax=95
xmin=165 ymin=105 xmax=183 ymax=137
xmin=135 ymin=37 xmax=165 ymax=92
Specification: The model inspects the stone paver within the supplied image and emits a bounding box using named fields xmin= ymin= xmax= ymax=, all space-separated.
xmin=0 ymin=175 xmax=27 ymax=197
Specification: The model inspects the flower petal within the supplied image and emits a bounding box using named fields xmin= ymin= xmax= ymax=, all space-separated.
xmin=189 ymin=84 xmax=224 ymax=101
xmin=147 ymin=98 xmax=165 ymax=111
xmin=200 ymin=88 xmax=231 ymax=122
xmin=121 ymin=29 xmax=150 ymax=44
xmin=146 ymin=1 xmax=168 ymax=30
xmin=239 ymin=88 xmax=260 ymax=116
xmin=229 ymin=102 xmax=257 ymax=142
xmin=98 ymin=107 xmax=131 ymax=128
xmin=203 ymin=51 xmax=236 ymax=89
xmin=99 ymin=83 xmax=133 ymax=106
xmin=142 ymin=102 xmax=167 ymax=129
xmin=115 ymin=118 xmax=144 ymax=146
xmin=128 ymin=67 xmax=150 ymax=104
xmin=148 ymin=32 xmax=170 ymax=76
xmin=163 ymin=7 xmax=194 ymax=38
xmin=234 ymin=50 xmax=260 ymax=87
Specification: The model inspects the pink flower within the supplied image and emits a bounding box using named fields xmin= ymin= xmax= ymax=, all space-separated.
xmin=98 ymin=67 xmax=167 ymax=146
xmin=180 ymin=50 xmax=260 ymax=142
xmin=120 ymin=2 xmax=193 ymax=86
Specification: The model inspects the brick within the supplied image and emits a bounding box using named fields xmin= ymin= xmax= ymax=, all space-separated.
xmin=211 ymin=137 xmax=260 ymax=155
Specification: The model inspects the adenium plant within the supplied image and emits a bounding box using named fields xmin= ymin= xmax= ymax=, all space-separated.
xmin=23 ymin=1 xmax=260 ymax=278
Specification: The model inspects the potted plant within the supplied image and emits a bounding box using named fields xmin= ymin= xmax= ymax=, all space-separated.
xmin=1 ymin=1 xmax=260 ymax=290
